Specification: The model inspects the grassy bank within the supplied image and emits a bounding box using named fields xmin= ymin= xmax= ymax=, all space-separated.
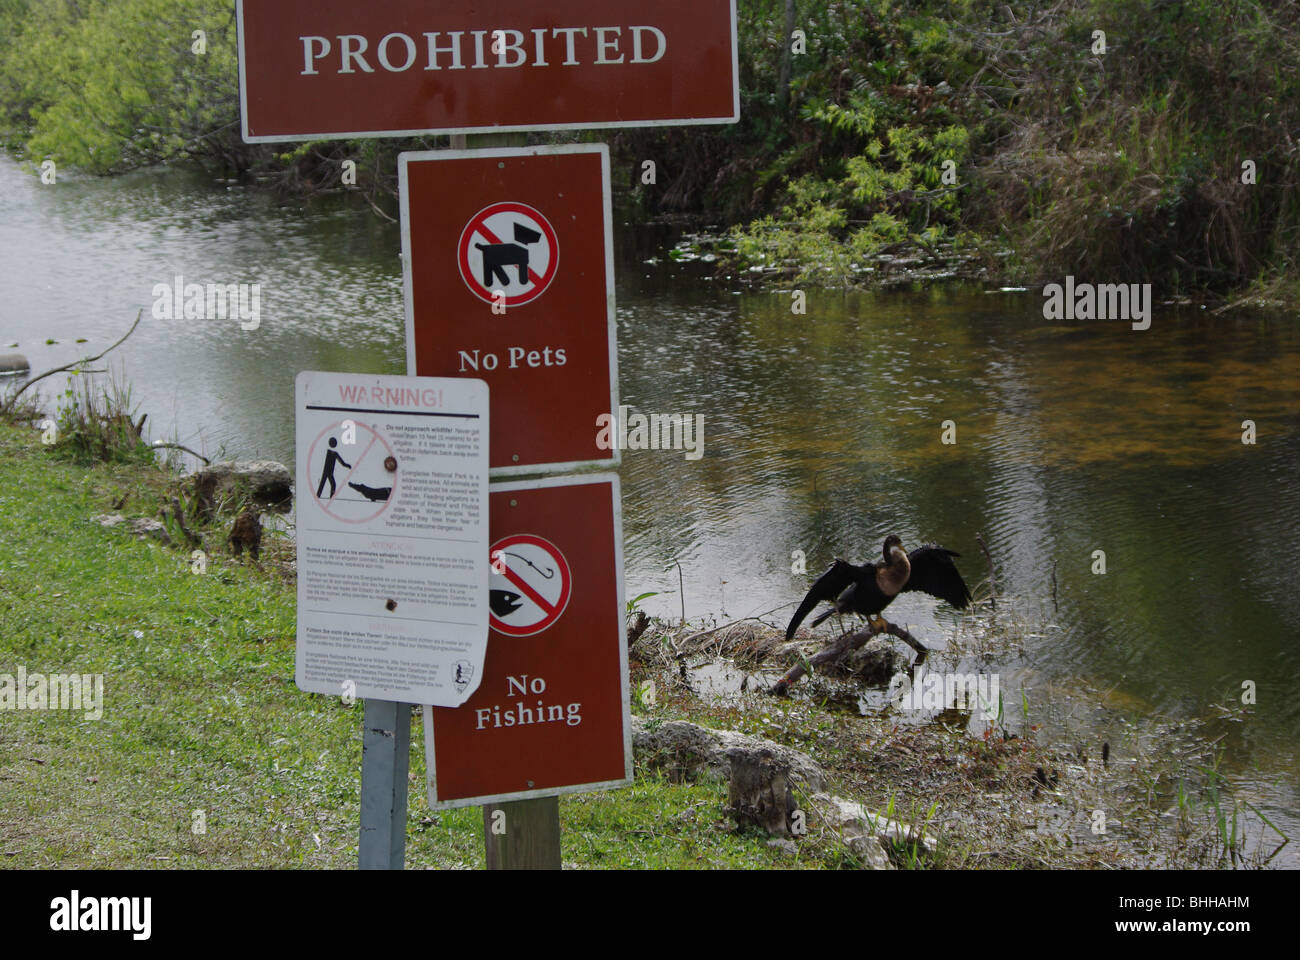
xmin=0 ymin=421 xmax=799 ymax=868
xmin=1 ymin=417 xmax=1269 ymax=869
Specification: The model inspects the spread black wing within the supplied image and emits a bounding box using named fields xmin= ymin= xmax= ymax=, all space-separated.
xmin=785 ymin=559 xmax=860 ymax=640
xmin=902 ymin=544 xmax=971 ymax=609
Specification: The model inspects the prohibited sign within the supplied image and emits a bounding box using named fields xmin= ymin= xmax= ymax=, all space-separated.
xmin=458 ymin=202 xmax=558 ymax=307
xmin=489 ymin=534 xmax=572 ymax=636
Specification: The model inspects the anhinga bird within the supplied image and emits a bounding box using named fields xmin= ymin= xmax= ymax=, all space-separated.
xmin=785 ymin=535 xmax=972 ymax=640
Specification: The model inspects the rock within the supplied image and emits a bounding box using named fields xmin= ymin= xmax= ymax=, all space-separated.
xmin=809 ymin=793 xmax=937 ymax=860
xmin=191 ymin=460 xmax=291 ymax=515
xmin=846 ymin=638 xmax=910 ymax=684
xmin=91 ymin=513 xmax=171 ymax=545
xmin=632 ymin=716 xmax=937 ymax=867
xmin=842 ymin=835 xmax=895 ymax=870
xmin=727 ymin=746 xmax=797 ymax=835
xmin=631 ymin=716 xmax=825 ymax=791
xmin=0 ymin=353 xmax=29 ymax=374
xmin=766 ymin=838 xmax=798 ymax=856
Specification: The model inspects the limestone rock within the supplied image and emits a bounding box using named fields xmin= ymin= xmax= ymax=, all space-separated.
xmin=91 ymin=513 xmax=171 ymax=545
xmin=631 ymin=716 xmax=825 ymax=791
xmin=727 ymin=745 xmax=797 ymax=835
xmin=191 ymin=460 xmax=291 ymax=514
xmin=810 ymin=792 xmax=937 ymax=858
xmin=632 ymin=716 xmax=937 ymax=868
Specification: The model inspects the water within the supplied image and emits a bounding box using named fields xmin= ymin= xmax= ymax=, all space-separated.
xmin=2 ymin=155 xmax=1297 ymax=862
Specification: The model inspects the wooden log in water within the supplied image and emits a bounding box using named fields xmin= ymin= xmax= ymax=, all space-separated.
xmin=769 ymin=619 xmax=928 ymax=696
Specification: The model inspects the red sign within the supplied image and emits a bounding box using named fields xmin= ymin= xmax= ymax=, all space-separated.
xmin=401 ymin=144 xmax=617 ymax=475
xmin=236 ymin=0 xmax=739 ymax=142
xmin=425 ymin=475 xmax=630 ymax=808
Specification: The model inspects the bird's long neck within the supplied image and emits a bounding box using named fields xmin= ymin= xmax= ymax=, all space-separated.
xmin=875 ymin=547 xmax=910 ymax=595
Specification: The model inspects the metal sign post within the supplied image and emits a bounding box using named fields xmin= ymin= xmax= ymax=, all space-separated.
xmin=359 ymin=700 xmax=412 ymax=869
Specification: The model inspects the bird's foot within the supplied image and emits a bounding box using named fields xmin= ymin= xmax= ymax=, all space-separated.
xmin=868 ymin=615 xmax=890 ymax=632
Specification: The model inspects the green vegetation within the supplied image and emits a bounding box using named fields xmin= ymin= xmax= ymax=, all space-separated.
xmin=0 ymin=411 xmax=1283 ymax=868
xmin=0 ymin=420 xmax=801 ymax=868
xmin=2 ymin=1 xmax=1297 ymax=298
xmin=715 ymin=0 xmax=1300 ymax=297
xmin=0 ymin=0 xmax=246 ymax=174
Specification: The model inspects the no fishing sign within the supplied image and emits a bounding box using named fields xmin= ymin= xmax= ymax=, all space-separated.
xmin=425 ymin=474 xmax=630 ymax=808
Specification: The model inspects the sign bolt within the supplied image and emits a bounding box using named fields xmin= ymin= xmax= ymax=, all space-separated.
xmin=384 ymin=456 xmax=397 ymax=472
xmin=386 ymin=598 xmax=397 ymax=611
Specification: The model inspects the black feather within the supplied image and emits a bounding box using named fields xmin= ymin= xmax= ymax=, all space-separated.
xmin=785 ymin=560 xmax=859 ymax=639
xmin=785 ymin=539 xmax=971 ymax=640
xmin=902 ymin=544 xmax=971 ymax=609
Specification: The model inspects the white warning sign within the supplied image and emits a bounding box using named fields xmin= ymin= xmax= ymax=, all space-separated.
xmin=457 ymin=201 xmax=558 ymax=307
xmin=488 ymin=534 xmax=572 ymax=637
xmin=294 ymin=371 xmax=489 ymax=706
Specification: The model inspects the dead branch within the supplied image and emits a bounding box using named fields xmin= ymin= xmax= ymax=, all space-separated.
xmin=2 ymin=310 xmax=143 ymax=413
xmin=151 ymin=441 xmax=211 ymax=465
xmin=769 ymin=620 xmax=928 ymax=696
xmin=673 ymin=601 xmax=798 ymax=649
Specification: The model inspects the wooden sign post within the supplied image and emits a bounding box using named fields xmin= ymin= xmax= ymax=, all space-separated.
xmin=466 ymin=131 xmax=562 ymax=871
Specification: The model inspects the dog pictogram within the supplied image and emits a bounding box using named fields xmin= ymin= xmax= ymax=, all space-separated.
xmin=475 ymin=222 xmax=543 ymax=287
xmin=458 ymin=202 xmax=558 ymax=307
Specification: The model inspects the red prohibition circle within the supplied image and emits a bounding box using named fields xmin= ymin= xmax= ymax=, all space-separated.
xmin=488 ymin=533 xmax=572 ymax=637
xmin=457 ymin=201 xmax=559 ymax=307
xmin=306 ymin=421 xmax=397 ymax=524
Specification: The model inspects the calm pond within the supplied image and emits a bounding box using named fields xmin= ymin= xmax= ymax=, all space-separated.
xmin=2 ymin=155 xmax=1297 ymax=863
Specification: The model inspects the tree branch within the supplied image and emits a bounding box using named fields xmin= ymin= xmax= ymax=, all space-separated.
xmin=3 ymin=310 xmax=143 ymax=414
xmin=769 ymin=620 xmax=927 ymax=696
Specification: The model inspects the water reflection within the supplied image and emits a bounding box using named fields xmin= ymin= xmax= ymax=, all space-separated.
xmin=2 ymin=156 xmax=1297 ymax=861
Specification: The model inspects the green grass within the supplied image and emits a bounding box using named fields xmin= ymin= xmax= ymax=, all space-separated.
xmin=3 ymin=415 xmax=1263 ymax=869
xmin=0 ymin=421 xmax=817 ymax=869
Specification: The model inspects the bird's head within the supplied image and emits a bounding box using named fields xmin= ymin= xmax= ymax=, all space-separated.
xmin=882 ymin=534 xmax=906 ymax=563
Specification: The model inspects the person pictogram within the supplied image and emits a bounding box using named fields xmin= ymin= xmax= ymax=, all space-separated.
xmin=316 ymin=437 xmax=351 ymax=499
